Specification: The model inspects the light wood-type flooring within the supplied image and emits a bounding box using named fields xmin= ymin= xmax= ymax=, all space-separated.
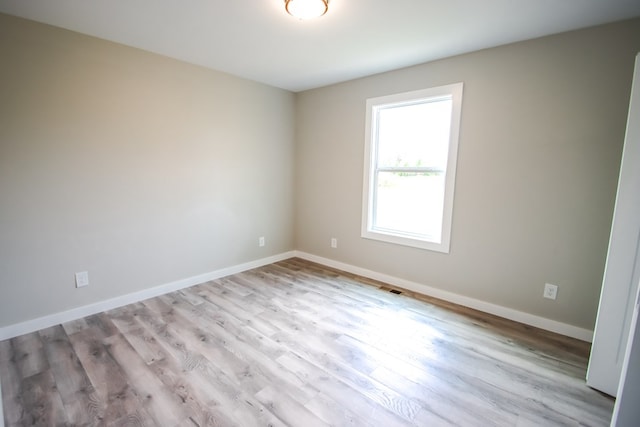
xmin=1 ymin=258 xmax=614 ymax=426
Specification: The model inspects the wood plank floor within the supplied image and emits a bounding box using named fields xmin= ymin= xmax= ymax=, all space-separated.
xmin=1 ymin=258 xmax=614 ymax=426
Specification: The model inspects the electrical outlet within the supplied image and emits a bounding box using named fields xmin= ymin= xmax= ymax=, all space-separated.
xmin=75 ymin=271 xmax=89 ymax=288
xmin=331 ymin=238 xmax=338 ymax=248
xmin=259 ymin=236 xmax=265 ymax=247
xmin=543 ymin=283 xmax=558 ymax=300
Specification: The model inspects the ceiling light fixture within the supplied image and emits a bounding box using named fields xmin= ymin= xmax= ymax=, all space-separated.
xmin=285 ymin=0 xmax=328 ymax=20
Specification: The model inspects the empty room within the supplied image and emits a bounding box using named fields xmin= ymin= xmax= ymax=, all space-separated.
xmin=1 ymin=1 xmax=640 ymax=426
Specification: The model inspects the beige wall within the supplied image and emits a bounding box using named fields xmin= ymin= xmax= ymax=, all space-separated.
xmin=294 ymin=18 xmax=640 ymax=330
xmin=0 ymin=14 xmax=295 ymax=327
xmin=2 ymin=12 xmax=639 ymax=333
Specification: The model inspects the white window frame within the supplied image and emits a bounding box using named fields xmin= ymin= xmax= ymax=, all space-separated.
xmin=361 ymin=83 xmax=463 ymax=253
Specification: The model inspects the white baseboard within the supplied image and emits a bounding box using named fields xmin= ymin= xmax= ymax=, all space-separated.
xmin=0 ymin=251 xmax=295 ymax=341
xmin=0 ymin=249 xmax=594 ymax=344
xmin=293 ymin=251 xmax=594 ymax=342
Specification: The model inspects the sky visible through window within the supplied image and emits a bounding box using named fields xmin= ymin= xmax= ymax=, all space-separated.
xmin=376 ymin=99 xmax=452 ymax=169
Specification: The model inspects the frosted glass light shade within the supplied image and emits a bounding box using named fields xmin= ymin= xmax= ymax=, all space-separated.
xmin=285 ymin=0 xmax=328 ymax=20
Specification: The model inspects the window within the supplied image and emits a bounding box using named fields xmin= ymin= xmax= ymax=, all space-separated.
xmin=361 ymin=83 xmax=463 ymax=253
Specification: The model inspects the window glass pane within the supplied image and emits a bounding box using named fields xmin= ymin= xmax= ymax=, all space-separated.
xmin=374 ymin=171 xmax=445 ymax=242
xmin=362 ymin=82 xmax=462 ymax=252
xmin=376 ymin=98 xmax=452 ymax=169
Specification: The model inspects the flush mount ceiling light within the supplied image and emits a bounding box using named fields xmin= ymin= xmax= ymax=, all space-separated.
xmin=285 ymin=0 xmax=329 ymax=20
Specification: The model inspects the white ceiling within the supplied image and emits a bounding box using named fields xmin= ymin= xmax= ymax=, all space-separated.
xmin=1 ymin=0 xmax=639 ymax=92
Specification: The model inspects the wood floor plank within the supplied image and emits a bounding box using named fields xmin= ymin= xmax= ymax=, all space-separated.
xmin=39 ymin=325 xmax=103 ymax=425
xmin=304 ymin=390 xmax=376 ymax=427
xmin=146 ymin=355 xmax=236 ymax=427
xmin=109 ymin=308 xmax=167 ymax=365
xmin=272 ymin=328 xmax=423 ymax=423
xmin=62 ymin=317 xmax=90 ymax=336
xmin=195 ymin=280 xmax=280 ymax=337
xmin=68 ymin=325 xmax=154 ymax=424
xmin=254 ymin=385 xmax=329 ymax=427
xmin=0 ymin=340 xmax=25 ymax=426
xmin=102 ymin=333 xmax=188 ymax=426
xmin=9 ymin=332 xmax=49 ymax=380
xmin=371 ymin=364 xmax=516 ymax=426
xmin=1 ymin=258 xmax=614 ymax=426
xmin=133 ymin=298 xmax=289 ymax=427
xmin=85 ymin=312 xmax=120 ymax=338
xmin=276 ymin=351 xmax=413 ymax=427
xmin=18 ymin=370 xmax=69 ymax=426
xmin=167 ymin=290 xmax=318 ymax=403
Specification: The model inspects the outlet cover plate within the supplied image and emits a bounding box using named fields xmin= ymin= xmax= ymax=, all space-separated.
xmin=75 ymin=271 xmax=89 ymax=288
xmin=543 ymin=283 xmax=558 ymax=300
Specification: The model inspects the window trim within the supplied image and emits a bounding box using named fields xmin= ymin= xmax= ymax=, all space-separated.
xmin=361 ymin=83 xmax=463 ymax=253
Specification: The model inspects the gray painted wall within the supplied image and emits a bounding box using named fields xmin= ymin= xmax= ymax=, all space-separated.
xmin=0 ymin=14 xmax=295 ymax=328
xmin=2 ymin=12 xmax=640 ymax=334
xmin=294 ymin=18 xmax=640 ymax=330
